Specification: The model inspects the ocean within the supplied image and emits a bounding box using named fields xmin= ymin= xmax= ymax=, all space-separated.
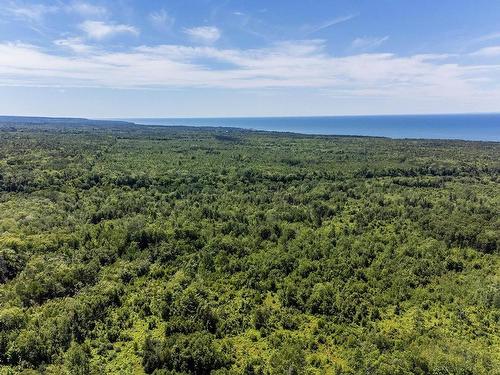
xmin=122 ymin=114 xmax=500 ymax=141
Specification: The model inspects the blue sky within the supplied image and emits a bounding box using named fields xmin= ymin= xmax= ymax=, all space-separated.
xmin=1 ymin=0 xmax=500 ymax=117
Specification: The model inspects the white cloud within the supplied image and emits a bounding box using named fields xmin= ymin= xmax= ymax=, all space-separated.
xmin=351 ymin=36 xmax=389 ymax=50
xmin=67 ymin=2 xmax=107 ymax=17
xmin=54 ymin=37 xmax=94 ymax=54
xmin=184 ymin=26 xmax=221 ymax=44
xmin=472 ymin=32 xmax=500 ymax=43
xmin=149 ymin=9 xmax=175 ymax=30
xmin=5 ymin=3 xmax=58 ymax=22
xmin=79 ymin=20 xmax=139 ymax=40
xmin=0 ymin=39 xmax=499 ymax=108
xmin=302 ymin=14 xmax=357 ymax=35
xmin=2 ymin=1 xmax=106 ymax=23
xmin=470 ymin=46 xmax=500 ymax=57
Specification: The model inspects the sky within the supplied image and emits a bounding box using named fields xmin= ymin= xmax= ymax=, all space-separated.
xmin=1 ymin=0 xmax=500 ymax=118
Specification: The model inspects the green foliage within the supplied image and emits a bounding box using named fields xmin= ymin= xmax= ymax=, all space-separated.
xmin=64 ymin=341 xmax=91 ymax=375
xmin=142 ymin=332 xmax=229 ymax=374
xmin=0 ymin=122 xmax=499 ymax=374
xmin=269 ymin=339 xmax=306 ymax=375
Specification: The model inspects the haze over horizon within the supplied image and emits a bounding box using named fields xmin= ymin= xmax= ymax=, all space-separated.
xmin=2 ymin=0 xmax=500 ymax=118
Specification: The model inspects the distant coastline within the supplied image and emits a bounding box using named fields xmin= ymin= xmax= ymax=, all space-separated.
xmin=1 ymin=114 xmax=499 ymax=141
xmin=121 ymin=113 xmax=500 ymax=142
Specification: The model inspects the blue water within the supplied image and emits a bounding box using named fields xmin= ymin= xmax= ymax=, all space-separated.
xmin=122 ymin=114 xmax=500 ymax=141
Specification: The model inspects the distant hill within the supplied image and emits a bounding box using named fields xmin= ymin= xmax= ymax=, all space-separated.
xmin=0 ymin=115 xmax=135 ymax=126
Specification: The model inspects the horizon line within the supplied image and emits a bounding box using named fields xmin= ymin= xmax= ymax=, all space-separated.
xmin=1 ymin=111 xmax=500 ymax=121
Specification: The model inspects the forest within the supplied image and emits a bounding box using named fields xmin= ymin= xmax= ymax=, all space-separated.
xmin=0 ymin=120 xmax=498 ymax=374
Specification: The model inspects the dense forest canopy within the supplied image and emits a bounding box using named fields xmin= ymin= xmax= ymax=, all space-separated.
xmin=0 ymin=121 xmax=499 ymax=374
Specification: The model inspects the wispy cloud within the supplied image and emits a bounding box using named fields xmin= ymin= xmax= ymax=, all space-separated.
xmin=4 ymin=2 xmax=58 ymax=22
xmin=54 ymin=37 xmax=94 ymax=53
xmin=302 ymin=14 xmax=357 ymax=35
xmin=149 ymin=9 xmax=175 ymax=31
xmin=66 ymin=2 xmax=107 ymax=17
xmin=470 ymin=45 xmax=500 ymax=57
xmin=351 ymin=36 xmax=389 ymax=51
xmin=2 ymin=1 xmax=107 ymax=23
xmin=184 ymin=26 xmax=221 ymax=44
xmin=472 ymin=32 xmax=500 ymax=44
xmin=79 ymin=20 xmax=139 ymax=40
